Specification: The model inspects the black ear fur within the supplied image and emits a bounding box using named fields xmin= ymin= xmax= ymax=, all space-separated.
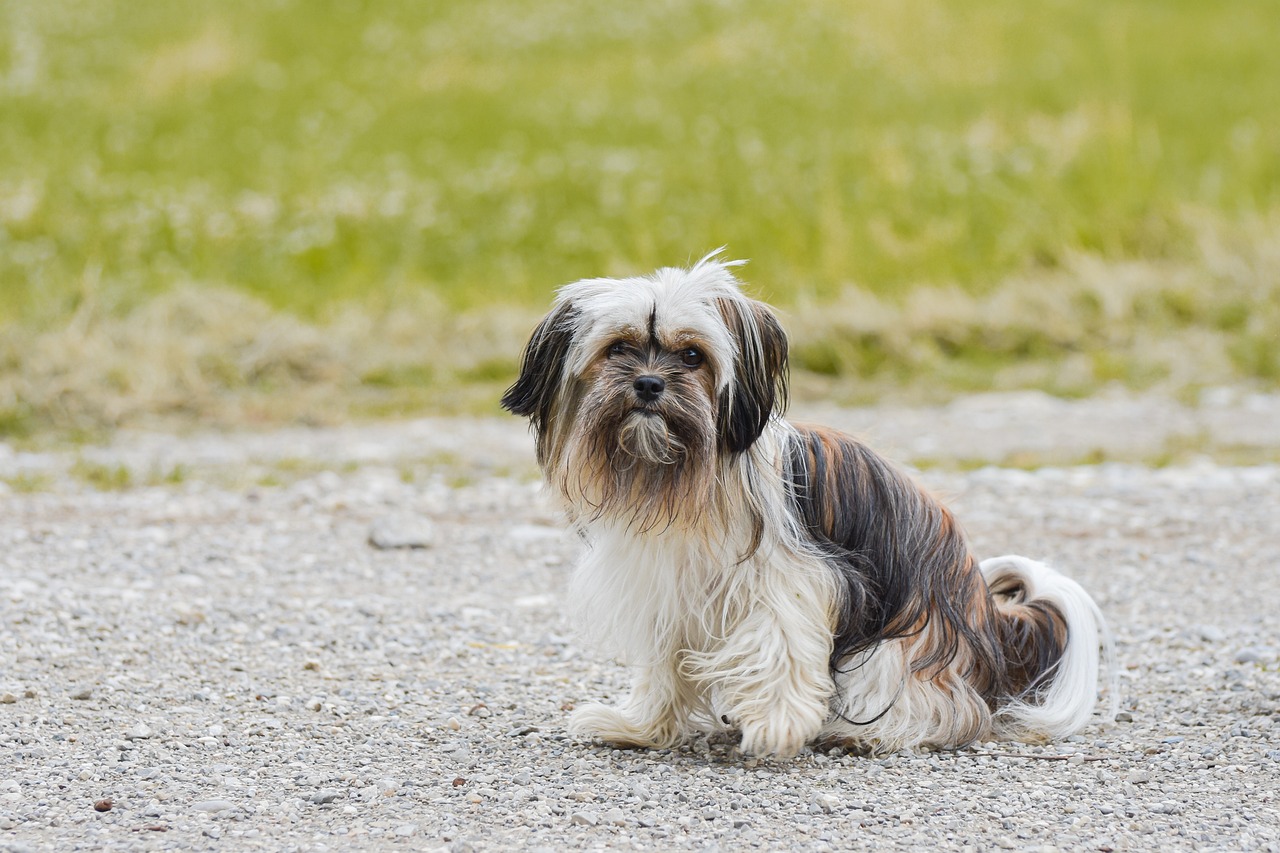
xmin=717 ymin=299 xmax=789 ymax=454
xmin=501 ymin=302 xmax=577 ymax=436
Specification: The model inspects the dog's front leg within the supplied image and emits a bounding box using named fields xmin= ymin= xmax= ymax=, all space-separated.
xmin=715 ymin=583 xmax=835 ymax=758
xmin=569 ymin=660 xmax=693 ymax=750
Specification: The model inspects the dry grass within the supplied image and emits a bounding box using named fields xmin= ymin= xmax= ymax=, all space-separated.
xmin=2 ymin=214 xmax=1275 ymax=437
xmin=789 ymin=213 xmax=1280 ymax=404
xmin=0 ymin=284 xmax=538 ymax=437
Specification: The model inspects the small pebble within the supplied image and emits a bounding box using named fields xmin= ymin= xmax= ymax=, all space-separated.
xmin=367 ymin=518 xmax=436 ymax=550
xmin=814 ymin=793 xmax=841 ymax=813
xmin=125 ymin=723 xmax=152 ymax=740
xmin=1196 ymin=625 xmax=1226 ymax=643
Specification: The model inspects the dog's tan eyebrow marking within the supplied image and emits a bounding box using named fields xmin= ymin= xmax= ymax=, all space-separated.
xmin=603 ymin=327 xmax=646 ymax=356
xmin=665 ymin=331 xmax=707 ymax=350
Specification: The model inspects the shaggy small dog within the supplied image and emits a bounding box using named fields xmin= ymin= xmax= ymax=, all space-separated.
xmin=502 ymin=252 xmax=1113 ymax=757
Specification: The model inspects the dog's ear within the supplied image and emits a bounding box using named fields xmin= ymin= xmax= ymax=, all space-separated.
xmin=717 ymin=297 xmax=789 ymax=454
xmin=501 ymin=301 xmax=578 ymax=435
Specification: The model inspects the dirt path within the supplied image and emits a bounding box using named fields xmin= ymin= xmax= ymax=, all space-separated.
xmin=2 ymin=391 xmax=1278 ymax=851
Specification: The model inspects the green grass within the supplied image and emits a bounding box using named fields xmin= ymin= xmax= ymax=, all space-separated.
xmin=69 ymin=458 xmax=133 ymax=491
xmin=1 ymin=0 xmax=1278 ymax=432
xmin=1 ymin=472 xmax=54 ymax=493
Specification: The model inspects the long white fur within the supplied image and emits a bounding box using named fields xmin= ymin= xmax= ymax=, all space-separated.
xmin=821 ymin=632 xmax=992 ymax=752
xmin=981 ymin=555 xmax=1119 ymax=739
xmin=534 ymin=255 xmax=1113 ymax=757
xmin=568 ymin=425 xmax=841 ymax=757
xmin=817 ymin=554 xmax=1117 ymax=752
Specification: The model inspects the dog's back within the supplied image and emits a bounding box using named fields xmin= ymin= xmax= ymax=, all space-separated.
xmin=784 ymin=423 xmax=1111 ymax=751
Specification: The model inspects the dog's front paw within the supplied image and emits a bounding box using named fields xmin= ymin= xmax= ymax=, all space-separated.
xmin=568 ymin=703 xmax=680 ymax=750
xmin=738 ymin=708 xmax=824 ymax=759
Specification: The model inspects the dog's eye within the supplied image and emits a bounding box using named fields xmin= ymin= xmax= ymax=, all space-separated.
xmin=680 ymin=348 xmax=704 ymax=368
xmin=607 ymin=341 xmax=629 ymax=357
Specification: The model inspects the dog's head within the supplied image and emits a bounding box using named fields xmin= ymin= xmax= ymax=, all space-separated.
xmin=501 ymin=251 xmax=788 ymax=528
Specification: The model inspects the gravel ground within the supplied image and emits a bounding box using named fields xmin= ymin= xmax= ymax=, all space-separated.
xmin=2 ymin=391 xmax=1278 ymax=852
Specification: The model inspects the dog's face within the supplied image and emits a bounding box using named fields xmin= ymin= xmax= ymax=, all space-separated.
xmin=576 ymin=320 xmax=719 ymax=469
xmin=502 ymin=254 xmax=788 ymax=528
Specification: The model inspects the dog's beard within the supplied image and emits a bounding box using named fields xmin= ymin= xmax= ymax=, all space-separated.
xmin=617 ymin=410 xmax=685 ymax=466
xmin=557 ymin=378 xmax=717 ymax=532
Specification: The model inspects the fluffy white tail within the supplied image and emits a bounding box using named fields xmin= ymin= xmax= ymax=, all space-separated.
xmin=981 ymin=555 xmax=1118 ymax=741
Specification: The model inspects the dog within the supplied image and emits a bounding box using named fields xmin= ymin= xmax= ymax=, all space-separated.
xmin=501 ymin=251 xmax=1114 ymax=757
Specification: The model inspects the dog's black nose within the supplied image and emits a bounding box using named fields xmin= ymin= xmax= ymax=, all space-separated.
xmin=633 ymin=375 xmax=665 ymax=402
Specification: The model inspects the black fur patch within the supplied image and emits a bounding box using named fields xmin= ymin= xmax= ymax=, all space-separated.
xmin=717 ymin=300 xmax=789 ymax=454
xmin=500 ymin=302 xmax=578 ymax=459
xmin=783 ymin=426 xmax=1006 ymax=698
xmin=988 ymin=575 xmax=1068 ymax=699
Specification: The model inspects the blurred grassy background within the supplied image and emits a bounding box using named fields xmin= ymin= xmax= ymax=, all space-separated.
xmin=1 ymin=0 xmax=1277 ymax=436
